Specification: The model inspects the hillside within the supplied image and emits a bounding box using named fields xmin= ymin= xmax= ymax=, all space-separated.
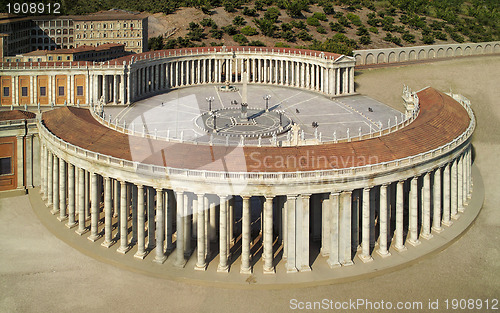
xmin=35 ymin=0 xmax=500 ymax=55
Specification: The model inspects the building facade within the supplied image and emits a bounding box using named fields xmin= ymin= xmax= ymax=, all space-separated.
xmin=0 ymin=10 xmax=148 ymax=56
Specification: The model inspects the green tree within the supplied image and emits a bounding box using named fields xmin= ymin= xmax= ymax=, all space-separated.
xmin=241 ymin=26 xmax=259 ymax=36
xmin=233 ymin=16 xmax=246 ymax=26
xmin=233 ymin=34 xmax=249 ymax=45
xmin=254 ymin=18 xmax=278 ymax=37
xmin=148 ymin=35 xmax=164 ymax=51
xmin=307 ymin=17 xmax=320 ymax=26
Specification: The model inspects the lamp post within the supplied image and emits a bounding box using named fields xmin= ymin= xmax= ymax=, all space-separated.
xmin=206 ymin=96 xmax=214 ymax=112
xmin=263 ymin=95 xmax=271 ymax=111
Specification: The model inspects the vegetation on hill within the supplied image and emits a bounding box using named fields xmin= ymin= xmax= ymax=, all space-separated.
xmin=42 ymin=0 xmax=500 ymax=55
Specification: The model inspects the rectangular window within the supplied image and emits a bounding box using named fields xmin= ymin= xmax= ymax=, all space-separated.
xmin=66 ymin=56 xmax=70 ymax=60
xmin=77 ymin=86 xmax=83 ymax=96
xmin=21 ymin=87 xmax=28 ymax=97
xmin=0 ymin=157 xmax=12 ymax=175
xmin=57 ymin=56 xmax=61 ymax=61
xmin=3 ymin=87 xmax=9 ymax=97
xmin=58 ymin=86 xmax=64 ymax=96
xmin=48 ymin=56 xmax=53 ymax=61
xmin=40 ymin=86 xmax=46 ymax=96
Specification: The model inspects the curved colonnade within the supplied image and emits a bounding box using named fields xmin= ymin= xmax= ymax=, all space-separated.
xmin=35 ymin=48 xmax=475 ymax=276
xmin=0 ymin=46 xmax=355 ymax=107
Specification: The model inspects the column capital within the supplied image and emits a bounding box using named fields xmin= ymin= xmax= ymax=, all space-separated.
xmin=301 ymin=193 xmax=311 ymax=199
xmin=330 ymin=191 xmax=340 ymax=196
xmin=241 ymin=195 xmax=251 ymax=200
xmin=264 ymin=195 xmax=274 ymax=200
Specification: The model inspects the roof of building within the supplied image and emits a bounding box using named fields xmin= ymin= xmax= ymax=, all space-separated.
xmin=42 ymin=87 xmax=470 ymax=173
xmin=47 ymin=44 xmax=125 ymax=54
xmin=0 ymin=110 xmax=36 ymax=121
xmin=71 ymin=9 xmax=148 ymax=21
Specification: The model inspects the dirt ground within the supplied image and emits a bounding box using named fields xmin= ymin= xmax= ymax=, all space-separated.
xmin=147 ymin=5 xmax=465 ymax=49
xmin=0 ymin=56 xmax=499 ymax=313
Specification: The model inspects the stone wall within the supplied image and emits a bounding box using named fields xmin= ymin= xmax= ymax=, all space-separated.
xmin=353 ymin=41 xmax=500 ymax=66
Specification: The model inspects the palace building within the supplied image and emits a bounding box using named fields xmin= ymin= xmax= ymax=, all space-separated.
xmin=0 ymin=9 xmax=148 ymax=57
xmin=0 ymin=46 xmax=476 ymax=276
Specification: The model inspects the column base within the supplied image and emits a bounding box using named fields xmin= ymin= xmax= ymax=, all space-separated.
xmin=327 ymin=259 xmax=341 ymax=269
xmin=65 ymin=221 xmax=77 ymax=229
xmin=358 ymin=254 xmax=374 ymax=263
xmin=101 ymin=240 xmax=116 ymax=248
xmin=134 ymin=250 xmax=147 ymax=259
xmin=407 ymin=238 xmax=421 ymax=246
xmin=299 ymin=265 xmax=311 ymax=272
xmin=153 ymin=255 xmax=167 ymax=264
xmin=57 ymin=215 xmax=67 ymax=222
xmin=432 ymin=226 xmax=443 ymax=233
xmin=341 ymin=260 xmax=354 ymax=266
xmin=451 ymin=213 xmax=461 ymax=220
xmin=458 ymin=206 xmax=465 ymax=213
xmin=263 ymin=266 xmax=275 ymax=274
xmin=376 ymin=249 xmax=391 ymax=258
xmin=420 ymin=232 xmax=433 ymax=240
xmin=117 ymin=245 xmax=131 ymax=254
xmin=50 ymin=209 xmax=59 ymax=215
xmin=320 ymin=247 xmax=330 ymax=257
xmin=442 ymin=220 xmax=453 ymax=227
xmin=393 ymin=244 xmax=407 ymax=252
xmin=75 ymin=228 xmax=88 ymax=236
xmin=286 ymin=265 xmax=298 ymax=273
xmin=240 ymin=265 xmax=252 ymax=274
xmin=175 ymin=259 xmax=187 ymax=268
xmin=87 ymin=234 xmax=101 ymax=242
xmin=217 ymin=264 xmax=229 ymax=273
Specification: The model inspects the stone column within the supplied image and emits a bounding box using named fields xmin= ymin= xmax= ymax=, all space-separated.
xmin=336 ymin=68 xmax=341 ymax=95
xmin=175 ymin=190 xmax=186 ymax=267
xmin=377 ymin=184 xmax=391 ymax=257
xmin=154 ymin=188 xmax=167 ymax=263
xmin=421 ymin=173 xmax=433 ymax=239
xmin=218 ymin=195 xmax=229 ymax=272
xmin=131 ymin=185 xmax=138 ymax=245
xmin=394 ymin=181 xmax=406 ymax=251
xmin=147 ymin=187 xmax=155 ymax=249
xmin=359 ymin=188 xmax=373 ymax=262
xmin=57 ymin=158 xmax=67 ymax=221
xmin=442 ymin=163 xmax=452 ymax=226
xmin=117 ymin=181 xmax=130 ymax=253
xmin=127 ymin=72 xmax=131 ymax=104
xmin=65 ymin=164 xmax=76 ymax=228
xmin=349 ymin=67 xmax=355 ymax=93
xmin=165 ymin=190 xmax=173 ymax=253
xmin=458 ymin=156 xmax=464 ymax=212
xmin=183 ymin=193 xmax=191 ymax=257
xmin=134 ymin=185 xmax=147 ymax=259
xmin=76 ymin=168 xmax=87 ymax=235
xmin=298 ymin=194 xmax=311 ymax=271
xmin=47 ymin=152 xmax=53 ymax=206
xmin=321 ymin=195 xmax=330 ymax=256
xmin=41 ymin=146 xmax=47 ymax=199
xmin=51 ymin=156 xmax=59 ymax=215
xmin=263 ymin=195 xmax=274 ymax=273
xmin=286 ymin=195 xmax=298 ymax=272
xmin=339 ymin=191 xmax=353 ymax=265
xmin=240 ymin=195 xmax=252 ymax=274
xmin=88 ymin=173 xmax=100 ymax=242
xmin=195 ymin=193 xmax=206 ymax=270
xmin=432 ymin=168 xmax=443 ymax=232
xmin=327 ymin=192 xmax=341 ymax=268
xmin=102 ymin=177 xmax=114 ymax=248
xmin=408 ymin=177 xmax=421 ymax=246
xmin=451 ymin=159 xmax=459 ymax=218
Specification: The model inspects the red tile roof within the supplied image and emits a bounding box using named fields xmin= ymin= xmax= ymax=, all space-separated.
xmin=42 ymin=87 xmax=470 ymax=173
xmin=0 ymin=110 xmax=36 ymax=121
